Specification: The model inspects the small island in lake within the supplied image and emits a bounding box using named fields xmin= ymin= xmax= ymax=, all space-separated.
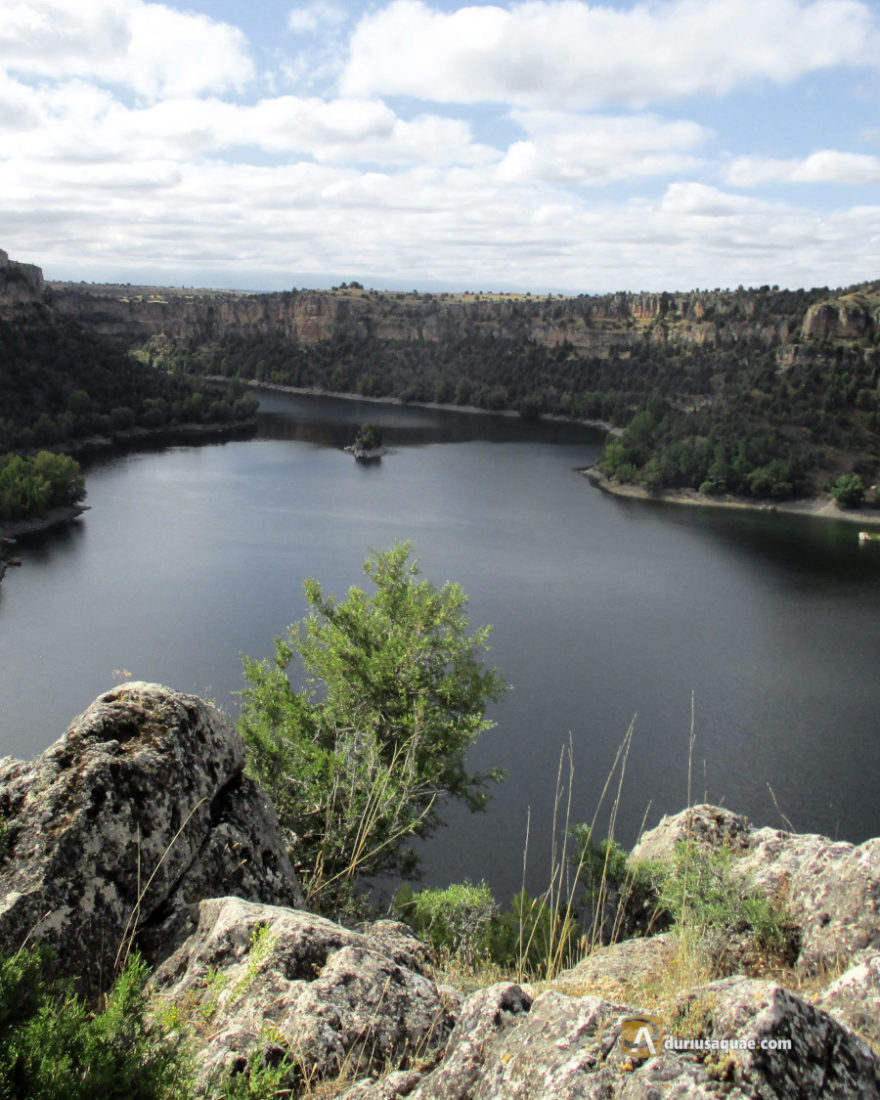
xmin=345 ymin=422 xmax=387 ymax=461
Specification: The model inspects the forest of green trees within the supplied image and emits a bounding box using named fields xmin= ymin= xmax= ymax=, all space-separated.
xmin=0 ymin=312 xmax=259 ymax=524
xmin=0 ymin=314 xmax=258 ymax=456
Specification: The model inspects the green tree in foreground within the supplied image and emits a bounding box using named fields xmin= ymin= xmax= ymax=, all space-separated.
xmin=0 ymin=947 xmax=191 ymax=1100
xmin=239 ymin=542 xmax=507 ymax=910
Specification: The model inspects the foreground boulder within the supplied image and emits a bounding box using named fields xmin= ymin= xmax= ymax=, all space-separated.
xmin=816 ymin=948 xmax=880 ymax=1052
xmin=629 ymin=804 xmax=880 ymax=976
xmin=340 ymin=976 xmax=880 ymax=1100
xmin=150 ymin=896 xmax=455 ymax=1095
xmin=0 ymin=682 xmax=302 ymax=990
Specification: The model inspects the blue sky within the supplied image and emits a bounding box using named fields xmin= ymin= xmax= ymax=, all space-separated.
xmin=2 ymin=0 xmax=879 ymax=293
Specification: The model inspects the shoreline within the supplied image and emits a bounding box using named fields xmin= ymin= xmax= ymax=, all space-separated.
xmin=66 ymin=418 xmax=256 ymax=459
xmin=0 ymin=420 xmax=256 ymax=584
xmin=245 ymin=379 xmax=618 ymax=434
xmin=582 ymin=466 xmax=880 ymax=527
xmin=1 ymin=503 xmax=90 ymax=542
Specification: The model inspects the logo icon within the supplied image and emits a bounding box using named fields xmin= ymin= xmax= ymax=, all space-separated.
xmin=620 ymin=1015 xmax=662 ymax=1060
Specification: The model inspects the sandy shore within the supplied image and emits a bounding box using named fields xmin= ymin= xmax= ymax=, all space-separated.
xmin=582 ymin=466 xmax=880 ymax=528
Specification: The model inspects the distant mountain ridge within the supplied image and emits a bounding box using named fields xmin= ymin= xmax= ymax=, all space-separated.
xmin=0 ymin=247 xmax=874 ymax=361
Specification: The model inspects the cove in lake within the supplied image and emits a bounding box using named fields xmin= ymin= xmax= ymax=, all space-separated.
xmin=1 ymin=390 xmax=879 ymax=903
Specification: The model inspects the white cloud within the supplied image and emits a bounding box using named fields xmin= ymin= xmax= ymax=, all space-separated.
xmin=497 ymin=110 xmax=708 ymax=184
xmin=341 ymin=0 xmax=880 ymax=109
xmin=0 ymin=76 xmax=495 ymax=169
xmin=6 ymin=133 xmax=880 ymax=294
xmin=3 ymin=0 xmax=878 ymax=293
xmin=0 ymin=0 xmax=253 ymax=98
xmin=660 ymin=181 xmax=781 ymax=217
xmin=287 ymin=2 xmax=347 ymax=34
xmin=726 ymin=150 xmax=880 ymax=186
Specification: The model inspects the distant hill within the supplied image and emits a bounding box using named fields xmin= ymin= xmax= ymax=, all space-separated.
xmin=4 ymin=249 xmax=880 ymax=501
xmin=0 ymin=252 xmax=257 ymax=460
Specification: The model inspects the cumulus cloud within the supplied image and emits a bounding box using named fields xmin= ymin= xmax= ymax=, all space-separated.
xmin=0 ymin=79 xmax=496 ymax=168
xmin=0 ymin=0 xmax=253 ymax=98
xmin=497 ymin=110 xmax=708 ymax=184
xmin=341 ymin=0 xmax=879 ymax=109
xmin=6 ymin=128 xmax=879 ymax=293
xmin=726 ymin=150 xmax=880 ymax=186
xmin=3 ymin=0 xmax=879 ymax=293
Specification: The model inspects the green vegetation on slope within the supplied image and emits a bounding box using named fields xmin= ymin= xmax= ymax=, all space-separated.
xmin=0 ymin=947 xmax=191 ymax=1099
xmin=0 ymin=312 xmax=258 ymax=453
xmin=149 ymin=281 xmax=880 ymax=501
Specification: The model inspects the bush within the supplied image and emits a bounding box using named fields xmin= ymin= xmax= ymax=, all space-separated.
xmin=490 ymin=890 xmax=580 ymax=978
xmin=239 ymin=543 xmax=507 ymax=911
xmin=394 ymin=881 xmax=498 ymax=967
xmin=655 ymin=841 xmax=796 ymax=976
xmin=0 ymin=451 xmax=85 ymax=522
xmin=830 ymin=472 xmax=865 ymax=509
xmin=0 ymin=947 xmax=191 ymax=1099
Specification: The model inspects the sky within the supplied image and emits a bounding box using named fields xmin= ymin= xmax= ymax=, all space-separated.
xmin=2 ymin=0 xmax=880 ymax=294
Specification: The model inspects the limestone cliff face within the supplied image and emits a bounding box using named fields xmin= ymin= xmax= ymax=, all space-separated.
xmin=44 ymin=283 xmax=793 ymax=356
xmin=802 ymin=299 xmax=877 ymax=341
xmin=2 ymin=246 xmax=875 ymax=367
xmin=0 ymin=248 xmax=44 ymax=314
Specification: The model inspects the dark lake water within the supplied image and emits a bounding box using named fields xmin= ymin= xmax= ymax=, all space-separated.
xmin=2 ymin=390 xmax=879 ymax=903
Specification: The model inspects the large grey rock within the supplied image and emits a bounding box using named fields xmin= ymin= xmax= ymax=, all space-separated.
xmin=630 ymin=805 xmax=880 ymax=976
xmin=554 ymin=932 xmax=676 ymax=1000
xmin=0 ymin=682 xmax=302 ymax=990
xmin=815 ymin=949 xmax=880 ymax=1052
xmin=150 ymin=896 xmax=455 ymax=1096
xmin=666 ymin=976 xmax=880 ymax=1099
xmin=629 ymin=804 xmax=753 ymax=863
xmin=738 ymin=828 xmax=880 ymax=975
xmin=343 ymin=977 xmax=880 ymax=1099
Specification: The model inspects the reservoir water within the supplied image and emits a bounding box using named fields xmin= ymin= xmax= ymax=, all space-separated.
xmin=1 ymin=390 xmax=879 ymax=903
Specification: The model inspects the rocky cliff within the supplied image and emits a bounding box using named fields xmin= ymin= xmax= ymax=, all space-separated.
xmin=0 ymin=249 xmax=44 ymax=315
xmin=41 ymin=281 xmax=803 ymax=355
xmin=33 ymin=265 xmax=875 ymax=360
xmin=1 ymin=686 xmax=878 ymax=1098
xmin=2 ymin=246 xmax=877 ymax=382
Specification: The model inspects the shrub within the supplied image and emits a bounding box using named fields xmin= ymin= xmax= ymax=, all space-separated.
xmin=655 ymin=841 xmax=796 ymax=977
xmin=394 ymin=881 xmax=498 ymax=966
xmin=830 ymin=472 xmax=865 ymax=509
xmin=239 ymin=543 xmax=507 ymax=911
xmin=0 ymin=947 xmax=191 ymax=1099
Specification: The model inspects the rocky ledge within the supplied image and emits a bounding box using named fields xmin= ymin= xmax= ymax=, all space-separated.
xmin=0 ymin=687 xmax=878 ymax=1097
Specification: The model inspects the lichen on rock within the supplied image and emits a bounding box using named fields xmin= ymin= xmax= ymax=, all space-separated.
xmin=0 ymin=682 xmax=302 ymax=992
